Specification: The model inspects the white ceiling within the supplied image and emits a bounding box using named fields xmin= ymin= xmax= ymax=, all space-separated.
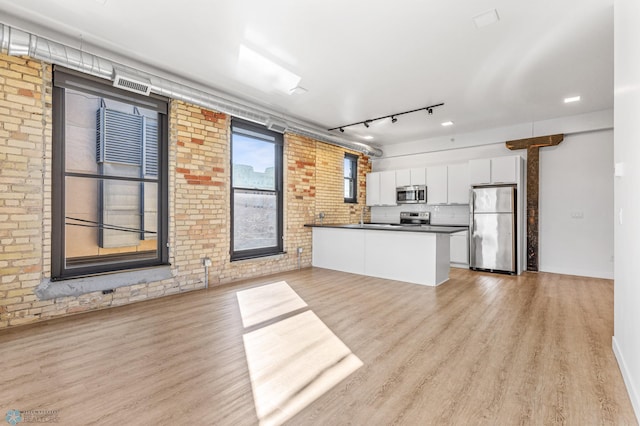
xmin=0 ymin=0 xmax=613 ymax=148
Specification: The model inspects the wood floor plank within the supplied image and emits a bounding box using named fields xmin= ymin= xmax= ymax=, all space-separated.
xmin=0 ymin=268 xmax=636 ymax=425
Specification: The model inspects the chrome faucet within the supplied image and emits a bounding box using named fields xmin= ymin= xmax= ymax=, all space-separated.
xmin=360 ymin=206 xmax=369 ymax=225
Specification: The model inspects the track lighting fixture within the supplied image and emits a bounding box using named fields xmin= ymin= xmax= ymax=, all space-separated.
xmin=328 ymin=102 xmax=444 ymax=132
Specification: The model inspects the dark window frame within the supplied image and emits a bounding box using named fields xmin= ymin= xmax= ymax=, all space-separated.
xmin=344 ymin=153 xmax=358 ymax=203
xmin=51 ymin=68 xmax=169 ymax=280
xmin=230 ymin=118 xmax=284 ymax=261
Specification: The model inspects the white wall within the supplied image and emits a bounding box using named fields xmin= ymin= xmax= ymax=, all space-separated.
xmin=613 ymin=0 xmax=640 ymax=420
xmin=539 ymin=130 xmax=614 ymax=279
xmin=372 ymin=130 xmax=614 ymax=280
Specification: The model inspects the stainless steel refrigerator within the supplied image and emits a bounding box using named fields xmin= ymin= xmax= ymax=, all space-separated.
xmin=469 ymin=185 xmax=517 ymax=274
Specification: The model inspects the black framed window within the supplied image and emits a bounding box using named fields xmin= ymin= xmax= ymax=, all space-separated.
xmin=231 ymin=119 xmax=284 ymax=260
xmin=52 ymin=68 xmax=169 ymax=280
xmin=344 ymin=153 xmax=358 ymax=203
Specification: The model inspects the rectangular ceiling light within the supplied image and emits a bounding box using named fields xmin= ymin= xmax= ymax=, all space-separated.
xmin=564 ymin=95 xmax=581 ymax=103
xmin=237 ymin=45 xmax=301 ymax=95
xmin=473 ymin=9 xmax=500 ymax=29
xmin=441 ymin=121 xmax=454 ymax=127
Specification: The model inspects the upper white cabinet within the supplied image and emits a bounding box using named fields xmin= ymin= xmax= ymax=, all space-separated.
xmin=366 ymin=171 xmax=397 ymax=206
xmin=426 ymin=166 xmax=448 ymax=204
xmin=395 ymin=169 xmax=411 ymax=187
xmin=410 ymin=168 xmax=427 ymax=185
xmin=469 ymin=156 xmax=520 ymax=185
xmin=447 ymin=163 xmax=469 ymax=204
xmin=379 ymin=171 xmax=397 ymax=205
xmin=366 ymin=173 xmax=380 ymax=206
xmin=491 ymin=156 xmax=518 ymax=184
xmin=468 ymin=159 xmax=491 ymax=185
xmin=425 ymin=164 xmax=468 ymax=205
xmin=396 ymin=168 xmax=426 ymax=186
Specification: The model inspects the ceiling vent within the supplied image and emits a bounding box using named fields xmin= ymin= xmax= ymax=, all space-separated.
xmin=112 ymin=69 xmax=152 ymax=96
xmin=267 ymin=118 xmax=288 ymax=134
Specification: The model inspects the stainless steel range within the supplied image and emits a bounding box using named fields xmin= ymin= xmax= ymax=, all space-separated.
xmin=400 ymin=211 xmax=431 ymax=226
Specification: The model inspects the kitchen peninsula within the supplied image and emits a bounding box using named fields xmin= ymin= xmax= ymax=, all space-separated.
xmin=305 ymin=224 xmax=466 ymax=286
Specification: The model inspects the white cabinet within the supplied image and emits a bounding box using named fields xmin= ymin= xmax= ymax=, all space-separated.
xmin=426 ymin=166 xmax=448 ymax=204
xmin=366 ymin=171 xmax=396 ymax=206
xmin=396 ymin=168 xmax=426 ymax=186
xmin=447 ymin=163 xmax=469 ymax=204
xmin=469 ymin=156 xmax=519 ymax=185
xmin=395 ymin=169 xmax=411 ymax=187
xmin=426 ymin=164 xmax=468 ymax=205
xmin=468 ymin=159 xmax=491 ymax=185
xmin=379 ymin=171 xmax=397 ymax=205
xmin=410 ymin=168 xmax=427 ymax=185
xmin=450 ymin=230 xmax=469 ymax=267
xmin=491 ymin=156 xmax=518 ymax=183
xmin=366 ymin=173 xmax=380 ymax=206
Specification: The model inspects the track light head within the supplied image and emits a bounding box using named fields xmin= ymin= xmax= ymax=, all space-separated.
xmin=391 ymin=116 xmax=398 ymax=123
xmin=427 ymin=108 xmax=433 ymax=115
xmin=364 ymin=121 xmax=370 ymax=128
xmin=339 ymin=127 xmax=344 ymax=133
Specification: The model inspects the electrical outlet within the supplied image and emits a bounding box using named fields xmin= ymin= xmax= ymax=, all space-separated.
xmin=203 ymin=257 xmax=212 ymax=267
xmin=297 ymin=247 xmax=303 ymax=254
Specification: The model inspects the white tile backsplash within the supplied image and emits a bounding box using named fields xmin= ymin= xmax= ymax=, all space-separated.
xmin=371 ymin=204 xmax=469 ymax=225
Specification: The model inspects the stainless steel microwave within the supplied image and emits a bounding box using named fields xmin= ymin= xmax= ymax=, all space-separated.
xmin=396 ymin=185 xmax=427 ymax=204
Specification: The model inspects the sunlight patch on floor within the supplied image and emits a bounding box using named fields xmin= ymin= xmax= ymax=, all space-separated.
xmin=236 ymin=280 xmax=308 ymax=328
xmin=237 ymin=282 xmax=363 ymax=426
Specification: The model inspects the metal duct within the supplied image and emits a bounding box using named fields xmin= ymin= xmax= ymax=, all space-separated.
xmin=0 ymin=23 xmax=383 ymax=157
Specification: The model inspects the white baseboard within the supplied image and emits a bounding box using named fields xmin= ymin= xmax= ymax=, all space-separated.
xmin=538 ymin=265 xmax=613 ymax=280
xmin=612 ymin=336 xmax=640 ymax=423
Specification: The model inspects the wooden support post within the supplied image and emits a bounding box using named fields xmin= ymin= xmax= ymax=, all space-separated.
xmin=506 ymin=134 xmax=563 ymax=272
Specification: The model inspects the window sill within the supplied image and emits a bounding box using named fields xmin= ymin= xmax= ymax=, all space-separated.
xmin=230 ymin=251 xmax=287 ymax=263
xmin=35 ymin=265 xmax=173 ymax=300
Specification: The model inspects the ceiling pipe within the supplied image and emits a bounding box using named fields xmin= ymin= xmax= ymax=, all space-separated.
xmin=0 ymin=23 xmax=383 ymax=157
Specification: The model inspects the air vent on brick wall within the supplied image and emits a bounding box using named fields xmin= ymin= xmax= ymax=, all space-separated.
xmin=113 ymin=69 xmax=152 ymax=96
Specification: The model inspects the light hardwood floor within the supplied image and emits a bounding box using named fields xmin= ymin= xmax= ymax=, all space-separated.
xmin=0 ymin=268 xmax=637 ymax=425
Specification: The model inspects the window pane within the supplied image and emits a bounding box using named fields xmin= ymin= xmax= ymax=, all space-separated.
xmin=233 ymin=189 xmax=277 ymax=251
xmin=232 ymin=134 xmax=275 ymax=190
xmin=64 ymin=176 xmax=157 ymax=269
xmin=65 ymin=88 xmax=159 ymax=178
xmin=344 ymin=158 xmax=353 ymax=178
xmin=344 ymin=178 xmax=353 ymax=198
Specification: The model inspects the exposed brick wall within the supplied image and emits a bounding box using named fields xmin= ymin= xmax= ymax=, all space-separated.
xmin=0 ymin=51 xmax=371 ymax=328
xmin=0 ymin=54 xmax=53 ymax=327
xmin=314 ymin=141 xmax=371 ymax=224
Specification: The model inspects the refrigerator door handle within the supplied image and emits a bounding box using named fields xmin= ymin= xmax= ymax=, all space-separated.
xmin=469 ymin=189 xmax=475 ymax=268
xmin=470 ymin=188 xmax=475 ymax=215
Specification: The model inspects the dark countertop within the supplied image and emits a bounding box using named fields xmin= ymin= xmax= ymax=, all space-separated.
xmin=304 ymin=223 xmax=468 ymax=234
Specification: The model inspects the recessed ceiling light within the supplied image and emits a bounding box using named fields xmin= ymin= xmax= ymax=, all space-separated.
xmin=362 ymin=136 xmax=374 ymax=140
xmin=441 ymin=121 xmax=454 ymax=127
xmin=473 ymin=9 xmax=500 ymax=29
xmin=564 ymin=95 xmax=581 ymax=103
